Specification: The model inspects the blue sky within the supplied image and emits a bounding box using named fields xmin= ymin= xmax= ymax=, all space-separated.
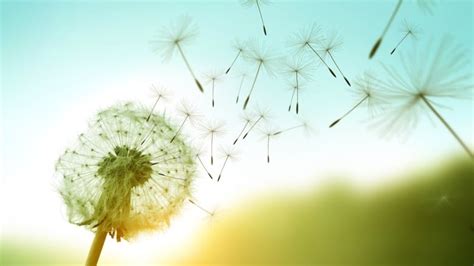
xmin=1 ymin=0 xmax=473 ymax=264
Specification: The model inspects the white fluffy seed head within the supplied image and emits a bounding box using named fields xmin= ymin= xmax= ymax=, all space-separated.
xmin=55 ymin=102 xmax=196 ymax=241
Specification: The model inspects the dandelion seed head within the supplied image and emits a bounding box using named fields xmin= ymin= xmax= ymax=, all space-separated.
xmin=150 ymin=16 xmax=198 ymax=61
xmin=352 ymin=72 xmax=386 ymax=117
xmin=289 ymin=23 xmax=324 ymax=55
xmin=150 ymin=84 xmax=171 ymax=102
xmin=243 ymin=39 xmax=279 ymax=76
xmin=204 ymin=69 xmax=225 ymax=84
xmin=177 ymin=101 xmax=200 ymax=123
xmin=219 ymin=146 xmax=239 ymax=160
xmin=281 ymin=55 xmax=317 ymax=81
xmin=254 ymin=105 xmax=272 ymax=121
xmin=400 ymin=20 xmax=421 ymax=40
xmin=232 ymin=39 xmax=248 ymax=53
xmin=321 ymin=30 xmax=343 ymax=54
xmin=56 ymin=102 xmax=196 ymax=240
xmin=373 ymin=36 xmax=473 ymax=138
xmin=200 ymin=120 xmax=226 ymax=138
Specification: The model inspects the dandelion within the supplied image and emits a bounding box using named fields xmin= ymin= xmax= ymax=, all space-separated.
xmin=188 ymin=199 xmax=214 ymax=216
xmin=369 ymin=0 xmax=403 ymax=59
xmin=289 ymin=23 xmax=337 ymax=78
xmin=55 ymin=102 xmax=196 ymax=265
xmin=273 ymin=120 xmax=311 ymax=136
xmin=374 ymin=37 xmax=473 ymax=158
xmin=204 ymin=70 xmax=225 ymax=108
xmin=259 ymin=125 xmax=278 ymax=163
xmin=241 ymin=0 xmax=270 ymax=36
xmin=242 ymin=106 xmax=270 ymax=140
xmin=200 ymin=120 xmax=226 ymax=165
xmin=150 ymin=16 xmax=204 ymax=93
xmin=329 ymin=73 xmax=384 ymax=128
xmin=170 ymin=102 xmax=199 ymax=143
xmin=196 ymin=150 xmax=213 ymax=179
xmin=242 ymin=40 xmax=278 ymax=110
xmin=146 ymin=85 xmax=170 ymax=122
xmin=233 ymin=112 xmax=253 ymax=145
xmin=390 ymin=20 xmax=420 ymax=55
xmin=235 ymin=72 xmax=248 ymax=104
xmin=321 ymin=31 xmax=351 ymax=87
xmin=281 ymin=56 xmax=315 ymax=114
xmin=217 ymin=146 xmax=239 ymax=182
xmin=226 ymin=39 xmax=247 ymax=74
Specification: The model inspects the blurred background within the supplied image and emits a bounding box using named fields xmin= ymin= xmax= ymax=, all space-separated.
xmin=1 ymin=0 xmax=473 ymax=265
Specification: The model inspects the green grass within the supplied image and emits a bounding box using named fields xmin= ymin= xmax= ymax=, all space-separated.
xmin=177 ymin=156 xmax=474 ymax=265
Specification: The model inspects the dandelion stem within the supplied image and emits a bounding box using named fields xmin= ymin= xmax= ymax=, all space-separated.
xmin=328 ymin=51 xmax=351 ymax=87
xmin=233 ymin=121 xmax=250 ymax=145
xmin=369 ymin=0 xmax=403 ymax=59
xmin=217 ymin=155 xmax=230 ymax=181
xmin=330 ymin=95 xmax=368 ymax=128
xmin=266 ymin=135 xmax=270 ymax=163
xmin=146 ymin=95 xmax=161 ymax=122
xmin=420 ymin=95 xmax=473 ymax=158
xmin=390 ymin=31 xmax=410 ymax=55
xmin=226 ymin=50 xmax=241 ymax=74
xmin=85 ymin=227 xmax=107 ymax=266
xmin=177 ymin=43 xmax=204 ymax=93
xmin=140 ymin=124 xmax=157 ymax=146
xmin=189 ymin=199 xmax=213 ymax=216
xmin=288 ymin=88 xmax=296 ymax=112
xmin=243 ymin=61 xmax=263 ymax=110
xmin=197 ymin=154 xmax=213 ymax=179
xmin=243 ymin=116 xmax=263 ymax=139
xmin=307 ymin=43 xmax=337 ymax=78
xmin=210 ymin=133 xmax=214 ymax=165
xmin=296 ymin=73 xmax=300 ymax=114
xmin=256 ymin=0 xmax=267 ymax=36
xmin=212 ymin=79 xmax=215 ymax=107
xmin=170 ymin=116 xmax=188 ymax=143
xmin=236 ymin=75 xmax=246 ymax=103
xmin=273 ymin=124 xmax=305 ymax=136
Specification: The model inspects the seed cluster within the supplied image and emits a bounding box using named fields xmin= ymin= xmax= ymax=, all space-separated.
xmin=56 ymin=103 xmax=195 ymax=241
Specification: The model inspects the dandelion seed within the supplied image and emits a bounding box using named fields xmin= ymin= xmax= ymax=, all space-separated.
xmin=150 ymin=16 xmax=204 ymax=92
xmin=374 ymin=37 xmax=473 ymax=158
xmin=242 ymin=106 xmax=270 ymax=140
xmin=55 ymin=102 xmax=196 ymax=265
xmin=217 ymin=146 xmax=239 ymax=182
xmin=204 ymin=70 xmax=224 ymax=108
xmin=170 ymin=102 xmax=199 ymax=143
xmin=281 ymin=56 xmax=315 ymax=114
xmin=241 ymin=0 xmax=270 ymax=36
xmin=273 ymin=120 xmax=311 ymax=136
xmin=188 ymin=199 xmax=214 ymax=216
xmin=242 ymin=40 xmax=278 ymax=110
xmin=390 ymin=20 xmax=420 ymax=55
xmin=289 ymin=23 xmax=337 ymax=78
xmin=259 ymin=125 xmax=278 ymax=163
xmin=200 ymin=120 xmax=226 ymax=165
xmin=196 ymin=150 xmax=213 ymax=179
xmin=329 ymin=72 xmax=385 ymax=128
xmin=235 ymin=72 xmax=248 ymax=104
xmin=369 ymin=0 xmax=403 ymax=59
xmin=322 ymin=31 xmax=351 ymax=87
xmin=226 ymin=40 xmax=247 ymax=74
xmin=146 ymin=85 xmax=170 ymax=122
xmin=233 ymin=112 xmax=253 ymax=145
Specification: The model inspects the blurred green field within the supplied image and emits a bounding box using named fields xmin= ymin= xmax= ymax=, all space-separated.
xmin=2 ymin=156 xmax=473 ymax=265
xmin=176 ymin=156 xmax=474 ymax=265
